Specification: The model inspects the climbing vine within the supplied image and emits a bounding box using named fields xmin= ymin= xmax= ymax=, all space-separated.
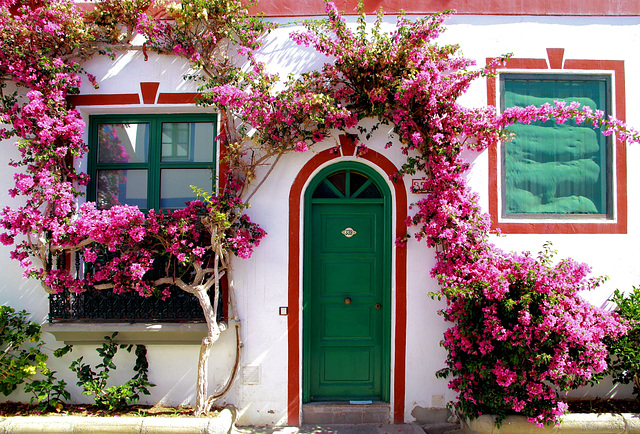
xmin=0 ymin=0 xmax=638 ymax=424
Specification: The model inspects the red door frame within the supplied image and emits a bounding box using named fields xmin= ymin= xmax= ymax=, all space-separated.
xmin=287 ymin=136 xmax=408 ymax=425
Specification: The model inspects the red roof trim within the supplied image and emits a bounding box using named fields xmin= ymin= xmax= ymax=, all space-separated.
xmin=74 ymin=1 xmax=640 ymax=17
xmin=249 ymin=0 xmax=640 ymax=17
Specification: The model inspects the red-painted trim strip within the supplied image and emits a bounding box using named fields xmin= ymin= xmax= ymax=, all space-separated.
xmin=140 ymin=82 xmax=160 ymax=104
xmin=67 ymin=94 xmax=140 ymax=106
xmin=288 ymin=149 xmax=335 ymax=426
xmin=486 ymin=52 xmax=627 ymax=234
xmin=67 ymin=92 xmax=202 ymax=106
xmin=156 ymin=93 xmax=201 ymax=104
xmin=546 ymin=48 xmax=565 ymax=70
xmin=288 ymin=143 xmax=408 ymax=425
xmin=74 ymin=1 xmax=639 ymax=17
xmin=339 ymin=134 xmax=356 ymax=156
xmin=249 ymin=0 xmax=639 ymax=17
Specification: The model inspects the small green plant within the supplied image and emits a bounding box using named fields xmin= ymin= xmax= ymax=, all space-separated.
xmin=24 ymin=369 xmax=70 ymax=412
xmin=607 ymin=286 xmax=640 ymax=398
xmin=70 ymin=332 xmax=155 ymax=410
xmin=0 ymin=305 xmax=71 ymax=411
xmin=24 ymin=345 xmax=73 ymax=412
xmin=0 ymin=306 xmax=46 ymax=395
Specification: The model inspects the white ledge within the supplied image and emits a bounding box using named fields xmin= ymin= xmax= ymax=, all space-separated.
xmin=43 ymin=322 xmax=213 ymax=345
xmin=0 ymin=406 xmax=236 ymax=433
xmin=462 ymin=413 xmax=640 ymax=433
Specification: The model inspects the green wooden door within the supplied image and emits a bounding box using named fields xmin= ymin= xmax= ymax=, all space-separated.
xmin=303 ymin=163 xmax=390 ymax=402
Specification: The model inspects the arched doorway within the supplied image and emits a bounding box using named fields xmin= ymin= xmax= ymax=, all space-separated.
xmin=303 ymin=162 xmax=392 ymax=402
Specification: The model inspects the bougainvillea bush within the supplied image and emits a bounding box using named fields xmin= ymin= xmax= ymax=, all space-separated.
xmin=435 ymin=244 xmax=627 ymax=426
xmin=0 ymin=0 xmax=639 ymax=424
xmin=0 ymin=0 xmax=267 ymax=415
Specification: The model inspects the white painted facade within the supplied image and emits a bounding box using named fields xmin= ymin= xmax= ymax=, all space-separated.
xmin=0 ymin=11 xmax=639 ymax=426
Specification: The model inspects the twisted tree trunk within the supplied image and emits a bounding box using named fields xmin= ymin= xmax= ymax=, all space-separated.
xmin=194 ymin=285 xmax=221 ymax=415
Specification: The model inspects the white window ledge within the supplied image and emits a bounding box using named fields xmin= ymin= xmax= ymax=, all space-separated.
xmin=43 ymin=322 xmax=216 ymax=345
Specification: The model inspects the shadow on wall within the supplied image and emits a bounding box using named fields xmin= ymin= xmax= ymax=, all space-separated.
xmin=255 ymin=25 xmax=333 ymax=78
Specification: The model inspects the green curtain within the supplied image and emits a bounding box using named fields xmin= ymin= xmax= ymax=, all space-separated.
xmin=503 ymin=78 xmax=608 ymax=215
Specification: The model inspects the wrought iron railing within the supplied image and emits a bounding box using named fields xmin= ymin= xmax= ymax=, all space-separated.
xmin=49 ymin=287 xmax=223 ymax=323
xmin=48 ymin=250 xmax=225 ymax=323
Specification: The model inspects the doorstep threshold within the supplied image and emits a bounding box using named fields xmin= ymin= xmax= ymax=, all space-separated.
xmin=302 ymin=401 xmax=390 ymax=424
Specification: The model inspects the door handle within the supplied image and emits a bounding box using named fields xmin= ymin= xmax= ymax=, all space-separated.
xmin=344 ymin=297 xmax=352 ymax=305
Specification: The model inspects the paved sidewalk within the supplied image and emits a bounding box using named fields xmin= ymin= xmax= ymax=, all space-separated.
xmin=233 ymin=423 xmax=426 ymax=433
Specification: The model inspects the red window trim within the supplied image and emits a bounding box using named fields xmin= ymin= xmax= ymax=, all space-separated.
xmin=67 ymin=93 xmax=200 ymax=106
xmin=486 ymin=48 xmax=627 ymax=234
xmin=66 ymin=82 xmax=202 ymax=107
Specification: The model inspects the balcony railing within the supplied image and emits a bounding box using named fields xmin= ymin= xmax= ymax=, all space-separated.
xmin=49 ymin=287 xmax=223 ymax=323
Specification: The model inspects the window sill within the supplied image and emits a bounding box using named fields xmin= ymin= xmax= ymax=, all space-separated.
xmin=43 ymin=322 xmax=221 ymax=345
xmin=490 ymin=219 xmax=625 ymax=235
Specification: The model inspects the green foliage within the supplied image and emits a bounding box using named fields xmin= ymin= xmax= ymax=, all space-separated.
xmin=0 ymin=306 xmax=71 ymax=411
xmin=25 ymin=344 xmax=72 ymax=411
xmin=0 ymin=306 xmax=44 ymax=396
xmin=24 ymin=367 xmax=71 ymax=412
xmin=607 ymin=286 xmax=640 ymax=398
xmin=70 ymin=332 xmax=155 ymax=411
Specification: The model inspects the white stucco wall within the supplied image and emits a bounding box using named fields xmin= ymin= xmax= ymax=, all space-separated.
xmin=442 ymin=14 xmax=640 ymax=305
xmin=0 ymin=11 xmax=639 ymax=427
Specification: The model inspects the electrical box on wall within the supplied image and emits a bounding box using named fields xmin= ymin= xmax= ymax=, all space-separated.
xmin=242 ymin=365 xmax=261 ymax=385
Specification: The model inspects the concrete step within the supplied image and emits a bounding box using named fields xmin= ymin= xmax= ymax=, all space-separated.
xmin=302 ymin=402 xmax=390 ymax=424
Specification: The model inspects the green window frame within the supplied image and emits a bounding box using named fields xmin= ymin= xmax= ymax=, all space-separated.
xmin=500 ymin=74 xmax=612 ymax=219
xmin=88 ymin=113 xmax=217 ymax=211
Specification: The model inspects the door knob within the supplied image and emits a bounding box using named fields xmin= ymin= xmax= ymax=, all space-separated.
xmin=344 ymin=297 xmax=352 ymax=305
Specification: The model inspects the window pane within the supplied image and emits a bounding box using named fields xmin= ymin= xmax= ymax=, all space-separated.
xmin=96 ymin=169 xmax=148 ymax=210
xmin=350 ymin=172 xmax=382 ymax=198
xmin=160 ymin=169 xmax=212 ymax=208
xmin=350 ymin=172 xmax=368 ymax=196
xmin=98 ymin=123 xmax=149 ymax=164
xmin=503 ymin=77 xmax=608 ymax=215
xmin=356 ymin=182 xmax=383 ymax=199
xmin=161 ymin=122 xmax=215 ymax=162
xmin=313 ymin=181 xmax=340 ymax=198
xmin=327 ymin=171 xmax=346 ymax=196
